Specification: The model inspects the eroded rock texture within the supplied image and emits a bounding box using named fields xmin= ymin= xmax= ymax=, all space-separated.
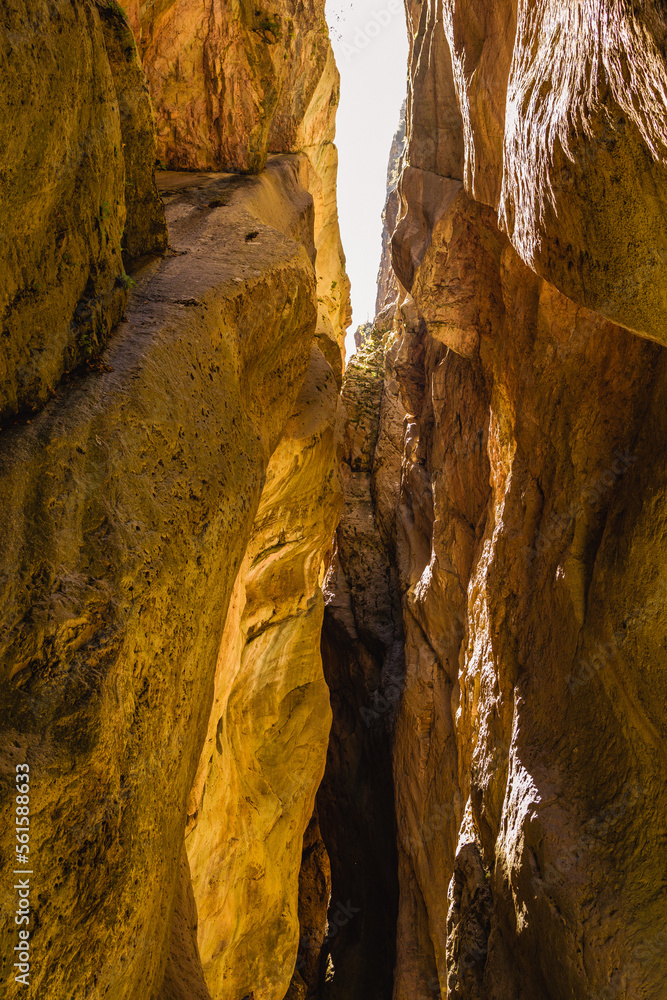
xmin=0 ymin=0 xmax=167 ymax=423
xmin=443 ymin=0 xmax=667 ymax=340
xmin=3 ymin=1 xmax=667 ymax=999
xmin=0 ymin=153 xmax=327 ymax=1000
xmin=323 ymin=3 xmax=667 ymax=1000
xmin=126 ymin=0 xmax=350 ymax=373
xmin=184 ymin=332 xmax=343 ymax=1000
xmin=376 ymin=103 xmax=406 ymax=319
xmin=0 ymin=7 xmax=348 ymax=1000
xmin=317 ymin=327 xmax=405 ymax=1000
xmin=391 ymin=239 xmax=667 ymax=1000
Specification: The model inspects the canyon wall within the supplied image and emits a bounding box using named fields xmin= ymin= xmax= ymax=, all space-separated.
xmin=0 ymin=3 xmax=348 ymax=1000
xmin=319 ymin=2 xmax=667 ymax=999
xmin=318 ymin=326 xmax=404 ymax=1000
xmin=376 ymin=103 xmax=406 ymax=319
xmin=2 ymin=2 xmax=667 ymax=1000
xmin=126 ymin=0 xmax=350 ymax=375
xmin=0 ymin=0 xmax=167 ymax=424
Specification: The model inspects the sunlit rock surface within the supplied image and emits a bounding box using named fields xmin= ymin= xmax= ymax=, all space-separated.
xmin=442 ymin=0 xmax=667 ymax=341
xmin=0 ymin=150 xmax=337 ymax=999
xmin=0 ymin=0 xmax=166 ymax=422
xmin=126 ymin=0 xmax=333 ymax=174
xmin=0 ymin=6 xmax=351 ymax=996
xmin=376 ymin=103 xmax=406 ymax=319
xmin=126 ymin=0 xmax=350 ymax=371
xmin=184 ymin=338 xmax=343 ymax=1000
xmin=391 ymin=241 xmax=667 ymax=1000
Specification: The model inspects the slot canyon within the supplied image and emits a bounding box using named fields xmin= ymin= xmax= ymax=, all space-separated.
xmin=1 ymin=2 xmax=666 ymax=999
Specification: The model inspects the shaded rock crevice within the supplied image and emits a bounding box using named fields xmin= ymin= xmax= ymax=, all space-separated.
xmin=317 ymin=328 xmax=405 ymax=1000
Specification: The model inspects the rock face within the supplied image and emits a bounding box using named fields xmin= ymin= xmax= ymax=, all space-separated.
xmin=184 ymin=333 xmax=343 ymax=1000
xmin=126 ymin=0 xmax=350 ymax=374
xmin=376 ymin=103 xmax=406 ymax=319
xmin=0 ymin=154 xmax=330 ymax=1000
xmin=317 ymin=327 xmax=405 ymax=1000
xmin=97 ymin=3 xmax=170 ymax=264
xmin=390 ymin=245 xmax=667 ymax=1000
xmin=442 ymin=0 xmax=667 ymax=341
xmin=0 ymin=9 xmax=348 ymax=1000
xmin=0 ymin=0 xmax=167 ymax=423
xmin=4 ymin=3 xmax=667 ymax=1000
xmin=314 ymin=4 xmax=667 ymax=1000
xmin=289 ymin=808 xmax=332 ymax=998
xmin=126 ymin=0 xmax=333 ymax=175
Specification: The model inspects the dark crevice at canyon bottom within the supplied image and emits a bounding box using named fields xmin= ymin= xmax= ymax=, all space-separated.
xmin=1 ymin=3 xmax=667 ymax=1000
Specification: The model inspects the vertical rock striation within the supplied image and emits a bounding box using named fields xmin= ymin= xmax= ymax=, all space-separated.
xmin=0 ymin=6 xmax=349 ymax=1000
xmin=322 ymin=3 xmax=667 ymax=1000
xmin=183 ymin=336 xmax=343 ymax=1000
xmin=317 ymin=327 xmax=405 ymax=1000
xmin=376 ymin=103 xmax=406 ymax=320
xmin=126 ymin=0 xmax=350 ymax=376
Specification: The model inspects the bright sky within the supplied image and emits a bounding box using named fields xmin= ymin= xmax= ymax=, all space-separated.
xmin=325 ymin=0 xmax=408 ymax=358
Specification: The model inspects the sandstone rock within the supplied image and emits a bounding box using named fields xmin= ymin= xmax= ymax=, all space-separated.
xmin=97 ymin=1 xmax=168 ymax=262
xmin=317 ymin=328 xmax=405 ymax=1000
xmin=375 ymin=210 xmax=667 ymax=1000
xmin=126 ymin=0 xmax=350 ymax=372
xmin=498 ymin=0 xmax=667 ymax=342
xmin=405 ymin=0 xmax=464 ymax=181
xmin=388 ymin=172 xmax=667 ymax=1000
xmin=328 ymin=6 xmax=667 ymax=998
xmin=288 ymin=808 xmax=332 ymax=997
xmin=301 ymin=140 xmax=351 ymax=381
xmin=0 ymin=159 xmax=321 ymax=1000
xmin=158 ymin=847 xmax=213 ymax=1000
xmin=376 ymin=103 xmax=406 ymax=319
xmin=184 ymin=338 xmax=343 ymax=1000
xmin=409 ymin=190 xmax=505 ymax=358
xmin=0 ymin=0 xmax=166 ymax=422
xmin=442 ymin=0 xmax=667 ymax=342
xmin=127 ymin=0 xmax=334 ymax=174
xmin=391 ymin=167 xmax=462 ymax=293
xmin=6 ymin=3 xmax=667 ymax=1000
xmin=392 ymin=333 xmax=490 ymax=1000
